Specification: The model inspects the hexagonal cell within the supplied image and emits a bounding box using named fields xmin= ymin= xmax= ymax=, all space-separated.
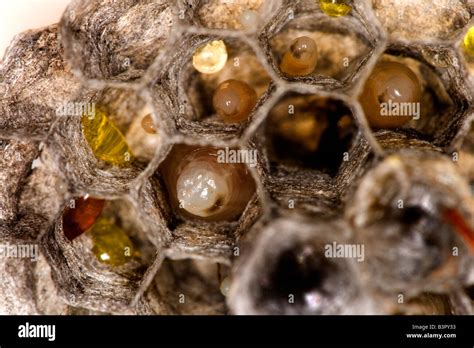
xmin=194 ymin=0 xmax=269 ymax=30
xmin=4 ymin=0 xmax=474 ymax=317
xmin=229 ymin=214 xmax=374 ymax=314
xmin=47 ymin=86 xmax=164 ymax=196
xmin=0 ymin=138 xmax=71 ymax=243
xmin=0 ymin=25 xmax=81 ymax=140
xmin=143 ymin=259 xmax=230 ymax=314
xmin=158 ymin=143 xmax=258 ymax=223
xmin=358 ymin=48 xmax=471 ymax=149
xmin=60 ymin=0 xmax=175 ymax=81
xmin=346 ymin=150 xmax=473 ymax=296
xmin=261 ymin=92 xmax=359 ymax=174
xmin=265 ymin=1 xmax=376 ymax=86
xmin=43 ymin=196 xmax=158 ymax=312
xmin=158 ymin=35 xmax=273 ymax=139
xmin=253 ymin=91 xmax=366 ymax=214
xmin=372 ymin=0 xmax=471 ymax=42
xmin=143 ymin=142 xmax=262 ymax=262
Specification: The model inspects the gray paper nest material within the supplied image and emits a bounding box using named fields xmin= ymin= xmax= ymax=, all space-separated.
xmin=0 ymin=0 xmax=473 ymax=314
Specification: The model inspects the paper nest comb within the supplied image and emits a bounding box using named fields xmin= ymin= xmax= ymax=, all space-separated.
xmin=0 ymin=0 xmax=474 ymax=315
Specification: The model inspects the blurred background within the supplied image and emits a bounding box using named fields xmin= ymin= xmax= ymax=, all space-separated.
xmin=0 ymin=0 xmax=70 ymax=59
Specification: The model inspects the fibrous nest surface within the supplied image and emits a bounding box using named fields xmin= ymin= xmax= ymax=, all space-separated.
xmin=0 ymin=0 xmax=473 ymax=315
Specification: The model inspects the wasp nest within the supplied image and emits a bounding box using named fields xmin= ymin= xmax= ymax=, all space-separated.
xmin=0 ymin=0 xmax=473 ymax=315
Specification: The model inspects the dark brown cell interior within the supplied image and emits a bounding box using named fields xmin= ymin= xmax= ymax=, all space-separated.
xmin=265 ymin=94 xmax=357 ymax=177
xmin=185 ymin=40 xmax=271 ymax=123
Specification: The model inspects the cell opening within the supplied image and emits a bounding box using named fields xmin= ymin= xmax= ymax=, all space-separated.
xmin=359 ymin=53 xmax=455 ymax=142
xmin=60 ymin=196 xmax=155 ymax=272
xmin=78 ymin=87 xmax=161 ymax=167
xmin=256 ymin=243 xmax=353 ymax=313
xmin=265 ymin=93 xmax=357 ymax=177
xmin=158 ymin=144 xmax=257 ymax=222
xmin=268 ymin=11 xmax=373 ymax=83
xmin=184 ymin=38 xmax=272 ymax=126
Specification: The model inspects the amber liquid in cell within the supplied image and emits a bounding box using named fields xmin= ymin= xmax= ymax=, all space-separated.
xmin=62 ymin=197 xmax=105 ymax=241
xmin=90 ymin=216 xmax=139 ymax=266
xmin=81 ymin=108 xmax=134 ymax=166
